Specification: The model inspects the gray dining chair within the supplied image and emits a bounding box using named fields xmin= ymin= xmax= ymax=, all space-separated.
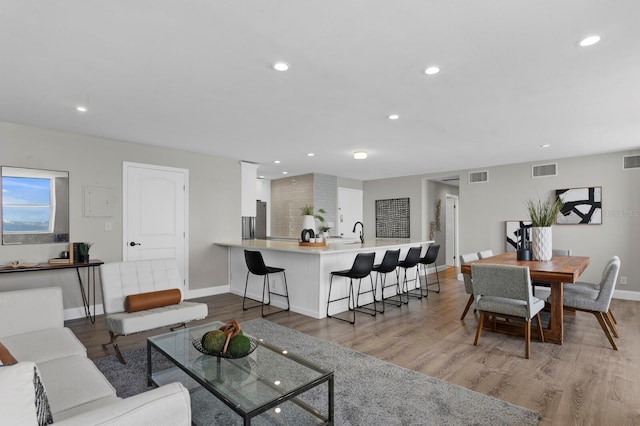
xmin=459 ymin=252 xmax=480 ymax=320
xmin=477 ymin=250 xmax=494 ymax=259
xmin=471 ymin=264 xmax=545 ymax=359
xmin=556 ymin=256 xmax=621 ymax=350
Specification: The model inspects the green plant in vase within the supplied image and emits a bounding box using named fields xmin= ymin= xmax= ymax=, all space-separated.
xmin=300 ymin=205 xmax=327 ymax=238
xmin=526 ymin=197 xmax=563 ymax=261
xmin=78 ymin=242 xmax=93 ymax=263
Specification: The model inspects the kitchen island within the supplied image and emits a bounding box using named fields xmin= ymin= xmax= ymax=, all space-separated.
xmin=216 ymin=239 xmax=434 ymax=319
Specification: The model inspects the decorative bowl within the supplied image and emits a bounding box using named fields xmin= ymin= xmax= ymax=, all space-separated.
xmin=192 ymin=336 xmax=259 ymax=359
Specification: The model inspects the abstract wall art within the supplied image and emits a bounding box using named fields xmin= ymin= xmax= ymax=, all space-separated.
xmin=505 ymin=220 xmax=532 ymax=252
xmin=556 ymin=187 xmax=602 ymax=225
xmin=375 ymin=197 xmax=410 ymax=238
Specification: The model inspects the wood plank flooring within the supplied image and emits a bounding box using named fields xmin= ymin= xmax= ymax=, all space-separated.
xmin=67 ymin=268 xmax=640 ymax=425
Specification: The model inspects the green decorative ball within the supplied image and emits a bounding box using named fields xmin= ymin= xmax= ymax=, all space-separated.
xmin=227 ymin=335 xmax=251 ymax=357
xmin=201 ymin=330 xmax=226 ymax=353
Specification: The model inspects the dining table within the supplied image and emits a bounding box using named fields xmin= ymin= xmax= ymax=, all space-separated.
xmin=460 ymin=252 xmax=590 ymax=344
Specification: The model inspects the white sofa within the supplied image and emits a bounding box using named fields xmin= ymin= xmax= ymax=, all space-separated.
xmin=100 ymin=258 xmax=208 ymax=363
xmin=0 ymin=287 xmax=191 ymax=425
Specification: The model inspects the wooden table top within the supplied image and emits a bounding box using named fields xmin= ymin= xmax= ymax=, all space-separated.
xmin=460 ymin=252 xmax=589 ymax=283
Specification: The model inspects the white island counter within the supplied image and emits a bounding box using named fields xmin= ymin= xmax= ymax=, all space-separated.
xmin=216 ymin=239 xmax=434 ymax=319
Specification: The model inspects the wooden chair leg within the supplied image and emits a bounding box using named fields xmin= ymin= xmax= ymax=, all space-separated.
xmin=608 ymin=309 xmax=617 ymax=324
xmin=603 ymin=311 xmax=619 ymax=338
xmin=474 ymin=312 xmax=485 ymax=346
xmin=460 ymin=294 xmax=474 ymax=320
xmin=536 ymin=313 xmax=545 ymax=343
xmin=594 ymin=312 xmax=618 ymax=350
xmin=525 ymin=319 xmax=531 ymax=359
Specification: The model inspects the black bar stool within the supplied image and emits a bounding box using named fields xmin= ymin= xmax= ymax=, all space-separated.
xmin=243 ymin=250 xmax=290 ymax=317
xmin=398 ymin=247 xmax=423 ymax=300
xmin=327 ymin=252 xmax=376 ymax=324
xmin=418 ymin=244 xmax=441 ymax=296
xmin=373 ymin=249 xmax=402 ymax=312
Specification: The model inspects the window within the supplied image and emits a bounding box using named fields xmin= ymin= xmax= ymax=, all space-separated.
xmin=1 ymin=167 xmax=69 ymax=245
xmin=2 ymin=176 xmax=54 ymax=233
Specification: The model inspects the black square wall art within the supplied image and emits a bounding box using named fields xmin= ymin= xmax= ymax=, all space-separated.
xmin=556 ymin=187 xmax=602 ymax=224
xmin=375 ymin=198 xmax=410 ymax=238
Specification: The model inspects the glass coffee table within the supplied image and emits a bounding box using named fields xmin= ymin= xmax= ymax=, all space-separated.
xmin=147 ymin=321 xmax=334 ymax=425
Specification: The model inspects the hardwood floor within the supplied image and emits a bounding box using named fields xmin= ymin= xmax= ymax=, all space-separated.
xmin=67 ymin=268 xmax=640 ymax=425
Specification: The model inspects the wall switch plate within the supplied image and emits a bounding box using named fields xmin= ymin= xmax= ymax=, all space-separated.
xmin=619 ymin=276 xmax=628 ymax=285
xmin=104 ymin=222 xmax=113 ymax=232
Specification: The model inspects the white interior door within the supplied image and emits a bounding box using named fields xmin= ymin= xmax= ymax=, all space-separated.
xmin=123 ymin=162 xmax=189 ymax=287
xmin=337 ymin=188 xmax=363 ymax=238
xmin=445 ymin=194 xmax=458 ymax=267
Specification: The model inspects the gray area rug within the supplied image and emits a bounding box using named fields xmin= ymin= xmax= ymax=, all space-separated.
xmin=94 ymin=318 xmax=541 ymax=425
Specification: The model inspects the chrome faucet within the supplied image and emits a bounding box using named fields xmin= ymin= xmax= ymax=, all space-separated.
xmin=352 ymin=221 xmax=364 ymax=243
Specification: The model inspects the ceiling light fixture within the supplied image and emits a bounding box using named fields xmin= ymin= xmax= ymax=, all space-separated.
xmin=540 ymin=144 xmax=551 ymax=148
xmin=424 ymin=66 xmax=441 ymax=75
xmin=579 ymin=35 xmax=601 ymax=47
xmin=76 ymin=106 xmax=87 ymax=112
xmin=354 ymin=151 xmax=368 ymax=160
xmin=282 ymin=171 xmax=288 ymax=175
xmin=274 ymin=160 xmax=281 ymax=164
xmin=273 ymin=62 xmax=289 ymax=71
xmin=388 ymin=114 xmax=400 ymax=120
xmin=307 ymin=153 xmax=314 ymax=157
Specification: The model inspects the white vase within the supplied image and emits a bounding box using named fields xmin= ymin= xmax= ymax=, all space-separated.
xmin=531 ymin=227 xmax=553 ymax=261
xmin=302 ymin=215 xmax=316 ymax=233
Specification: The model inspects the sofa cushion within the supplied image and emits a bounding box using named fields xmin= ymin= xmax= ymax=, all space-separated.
xmin=105 ymin=301 xmax=208 ymax=335
xmin=125 ymin=288 xmax=182 ymax=313
xmin=0 ymin=361 xmax=39 ymax=426
xmin=0 ymin=341 xmax=17 ymax=365
xmin=37 ymin=355 xmax=117 ymax=419
xmin=54 ymin=382 xmax=192 ymax=426
xmin=0 ymin=287 xmax=64 ymax=339
xmin=1 ymin=327 xmax=86 ymax=364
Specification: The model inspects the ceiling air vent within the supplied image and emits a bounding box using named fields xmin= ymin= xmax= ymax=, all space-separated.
xmin=532 ymin=163 xmax=557 ymax=178
xmin=468 ymin=171 xmax=488 ymax=184
xmin=623 ymin=155 xmax=640 ymax=170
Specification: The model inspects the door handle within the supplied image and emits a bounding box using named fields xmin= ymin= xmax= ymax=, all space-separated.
xmin=129 ymin=241 xmax=141 ymax=247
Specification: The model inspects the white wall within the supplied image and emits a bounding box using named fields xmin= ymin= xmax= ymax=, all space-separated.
xmin=0 ymin=122 xmax=239 ymax=312
xmin=364 ymin=149 xmax=640 ymax=296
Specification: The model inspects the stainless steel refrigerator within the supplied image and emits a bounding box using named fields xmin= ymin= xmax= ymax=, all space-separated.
xmin=241 ymin=201 xmax=267 ymax=239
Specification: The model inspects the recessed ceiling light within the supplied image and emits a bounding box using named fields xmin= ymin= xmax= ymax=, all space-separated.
xmin=579 ymin=35 xmax=601 ymax=47
xmin=274 ymin=160 xmax=281 ymax=164
xmin=282 ymin=171 xmax=288 ymax=175
xmin=307 ymin=153 xmax=314 ymax=157
xmin=273 ymin=62 xmax=289 ymax=71
xmin=258 ymin=175 xmax=265 ymax=179
xmin=540 ymin=144 xmax=551 ymax=148
xmin=76 ymin=106 xmax=87 ymax=112
xmin=354 ymin=151 xmax=368 ymax=160
xmin=388 ymin=114 xmax=400 ymax=120
xmin=424 ymin=66 xmax=441 ymax=75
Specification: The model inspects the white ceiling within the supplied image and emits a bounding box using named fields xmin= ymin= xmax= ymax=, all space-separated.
xmin=1 ymin=1 xmax=639 ymax=181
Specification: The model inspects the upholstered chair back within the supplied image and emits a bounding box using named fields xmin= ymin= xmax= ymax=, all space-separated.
xmin=100 ymin=259 xmax=184 ymax=315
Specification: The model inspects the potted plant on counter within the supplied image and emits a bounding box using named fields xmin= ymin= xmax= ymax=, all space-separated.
xmin=527 ymin=196 xmax=563 ymax=261
xmin=300 ymin=205 xmax=326 ymax=239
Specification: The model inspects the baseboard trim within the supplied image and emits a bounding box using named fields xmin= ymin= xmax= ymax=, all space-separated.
xmin=186 ymin=285 xmax=229 ymax=300
xmin=64 ymin=305 xmax=104 ymax=322
xmin=613 ymin=289 xmax=640 ymax=301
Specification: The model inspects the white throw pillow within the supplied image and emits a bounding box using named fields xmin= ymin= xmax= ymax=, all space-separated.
xmin=0 ymin=361 xmax=39 ymax=426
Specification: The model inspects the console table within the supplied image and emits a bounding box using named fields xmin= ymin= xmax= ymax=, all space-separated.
xmin=0 ymin=259 xmax=104 ymax=323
